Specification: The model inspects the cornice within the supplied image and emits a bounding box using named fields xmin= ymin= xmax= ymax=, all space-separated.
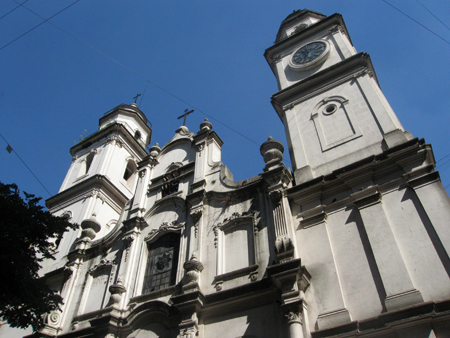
xmin=271 ymin=52 xmax=379 ymax=120
xmin=70 ymin=122 xmax=148 ymax=158
xmin=265 ymin=14 xmax=352 ymax=66
xmin=46 ymin=174 xmax=129 ymax=211
xmin=288 ymin=138 xmax=435 ymax=215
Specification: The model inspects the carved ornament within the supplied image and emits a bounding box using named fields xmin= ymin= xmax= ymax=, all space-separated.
xmin=139 ymin=169 xmax=147 ymax=178
xmin=190 ymin=208 xmax=202 ymax=237
xmin=122 ymin=235 xmax=134 ymax=248
xmin=216 ymin=211 xmax=257 ymax=233
xmin=271 ymin=54 xmax=282 ymax=66
xmin=144 ymin=221 xmax=185 ymax=244
xmin=88 ymin=259 xmax=114 ymax=275
xmin=285 ymin=311 xmax=302 ymax=324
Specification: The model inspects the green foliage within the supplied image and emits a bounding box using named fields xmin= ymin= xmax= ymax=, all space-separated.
xmin=0 ymin=182 xmax=78 ymax=332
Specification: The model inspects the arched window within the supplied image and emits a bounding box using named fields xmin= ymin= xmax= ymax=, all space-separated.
xmin=123 ymin=160 xmax=137 ymax=189
xmin=134 ymin=130 xmax=141 ymax=140
xmin=142 ymin=233 xmax=180 ymax=294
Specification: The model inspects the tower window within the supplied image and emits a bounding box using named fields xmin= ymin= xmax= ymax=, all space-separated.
xmin=85 ymin=152 xmax=95 ymax=174
xmin=134 ymin=130 xmax=141 ymax=140
xmin=324 ymin=104 xmax=337 ymax=115
xmin=123 ymin=160 xmax=137 ymax=189
xmin=78 ymin=152 xmax=95 ymax=177
xmin=161 ymin=169 xmax=180 ymax=197
xmin=142 ymin=233 xmax=180 ymax=294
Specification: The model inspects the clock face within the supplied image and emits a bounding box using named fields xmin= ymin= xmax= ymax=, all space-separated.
xmin=292 ymin=41 xmax=327 ymax=65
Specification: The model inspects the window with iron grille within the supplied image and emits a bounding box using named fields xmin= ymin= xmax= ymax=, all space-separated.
xmin=142 ymin=233 xmax=180 ymax=294
xmin=161 ymin=179 xmax=179 ymax=197
xmin=161 ymin=169 xmax=180 ymax=198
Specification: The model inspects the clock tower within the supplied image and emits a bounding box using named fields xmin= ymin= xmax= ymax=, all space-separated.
xmin=265 ymin=9 xmax=412 ymax=185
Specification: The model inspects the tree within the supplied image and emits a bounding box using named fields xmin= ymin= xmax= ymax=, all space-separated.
xmin=0 ymin=182 xmax=78 ymax=332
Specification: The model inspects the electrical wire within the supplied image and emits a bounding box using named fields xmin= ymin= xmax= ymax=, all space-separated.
xmin=0 ymin=0 xmax=29 ymax=21
xmin=381 ymin=0 xmax=450 ymax=46
xmin=10 ymin=0 xmax=287 ymax=158
xmin=0 ymin=131 xmax=52 ymax=197
xmin=416 ymin=0 xmax=450 ymax=32
xmin=0 ymin=0 xmax=81 ymax=52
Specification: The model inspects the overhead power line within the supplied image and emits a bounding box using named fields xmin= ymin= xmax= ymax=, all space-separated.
xmin=10 ymin=0 xmax=286 ymax=158
xmin=0 ymin=0 xmax=81 ymax=52
xmin=416 ymin=0 xmax=450 ymax=33
xmin=381 ymin=0 xmax=450 ymax=46
xmin=0 ymin=131 xmax=52 ymax=197
xmin=0 ymin=0 xmax=29 ymax=21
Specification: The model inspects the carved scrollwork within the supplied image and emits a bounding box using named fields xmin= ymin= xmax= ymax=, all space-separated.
xmin=139 ymin=169 xmax=147 ymax=178
xmin=45 ymin=310 xmax=61 ymax=327
xmin=71 ymin=321 xmax=78 ymax=331
xmin=177 ymin=327 xmax=197 ymax=338
xmin=190 ymin=209 xmax=202 ymax=238
xmin=285 ymin=311 xmax=302 ymax=324
xmin=215 ymin=282 xmax=223 ymax=291
xmin=88 ymin=259 xmax=114 ymax=275
xmin=196 ymin=143 xmax=204 ymax=153
xmin=213 ymin=225 xmax=219 ymax=248
xmin=144 ymin=221 xmax=184 ymax=244
xmin=213 ymin=211 xmax=259 ymax=248
xmin=122 ymin=235 xmax=134 ymax=249
xmin=269 ymin=190 xmax=283 ymax=205
xmin=217 ymin=211 xmax=257 ymax=232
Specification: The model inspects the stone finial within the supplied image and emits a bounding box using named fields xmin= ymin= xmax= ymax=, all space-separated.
xmin=149 ymin=143 xmax=161 ymax=158
xmin=176 ymin=125 xmax=190 ymax=135
xmin=182 ymin=252 xmax=204 ymax=292
xmin=200 ymin=119 xmax=212 ymax=131
xmin=79 ymin=216 xmax=101 ymax=241
xmin=108 ymin=279 xmax=126 ymax=306
xmin=260 ymin=136 xmax=284 ymax=171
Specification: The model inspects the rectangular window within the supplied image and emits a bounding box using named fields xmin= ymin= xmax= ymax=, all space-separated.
xmin=142 ymin=233 xmax=179 ymax=294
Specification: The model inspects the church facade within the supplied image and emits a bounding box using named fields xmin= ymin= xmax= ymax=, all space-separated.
xmin=7 ymin=9 xmax=450 ymax=338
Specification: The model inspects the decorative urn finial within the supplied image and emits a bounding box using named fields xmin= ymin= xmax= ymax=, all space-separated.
xmin=149 ymin=143 xmax=161 ymax=158
xmin=200 ymin=118 xmax=212 ymax=131
xmin=260 ymin=136 xmax=284 ymax=171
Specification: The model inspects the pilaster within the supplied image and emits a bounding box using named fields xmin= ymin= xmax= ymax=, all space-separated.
xmin=352 ymin=188 xmax=423 ymax=311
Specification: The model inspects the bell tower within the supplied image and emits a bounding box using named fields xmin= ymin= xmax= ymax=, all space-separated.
xmin=45 ymin=103 xmax=152 ymax=264
xmin=265 ymin=10 xmax=412 ymax=185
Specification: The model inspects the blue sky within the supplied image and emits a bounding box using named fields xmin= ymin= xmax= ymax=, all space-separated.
xmin=1 ymin=0 xmax=450 ymax=202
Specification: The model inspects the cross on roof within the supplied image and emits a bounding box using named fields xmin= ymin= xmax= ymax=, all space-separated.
xmin=133 ymin=93 xmax=141 ymax=103
xmin=177 ymin=109 xmax=194 ymax=126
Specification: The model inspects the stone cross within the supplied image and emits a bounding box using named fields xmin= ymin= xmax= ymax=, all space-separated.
xmin=178 ymin=109 xmax=194 ymax=126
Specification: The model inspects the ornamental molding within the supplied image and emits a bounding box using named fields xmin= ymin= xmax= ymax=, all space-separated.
xmin=88 ymin=259 xmax=114 ymax=275
xmin=214 ymin=211 xmax=258 ymax=233
xmin=328 ymin=24 xmax=346 ymax=36
xmin=139 ymin=169 xmax=147 ymax=178
xmin=122 ymin=234 xmax=135 ymax=248
xmin=271 ymin=54 xmax=282 ymax=66
xmin=213 ymin=211 xmax=258 ymax=248
xmin=285 ymin=310 xmax=302 ymax=325
xmin=196 ymin=143 xmax=205 ymax=153
xmin=280 ymin=66 xmax=373 ymax=111
xmin=45 ymin=310 xmax=62 ymax=327
xmin=189 ymin=208 xmax=203 ymax=238
xmin=144 ymin=221 xmax=185 ymax=244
